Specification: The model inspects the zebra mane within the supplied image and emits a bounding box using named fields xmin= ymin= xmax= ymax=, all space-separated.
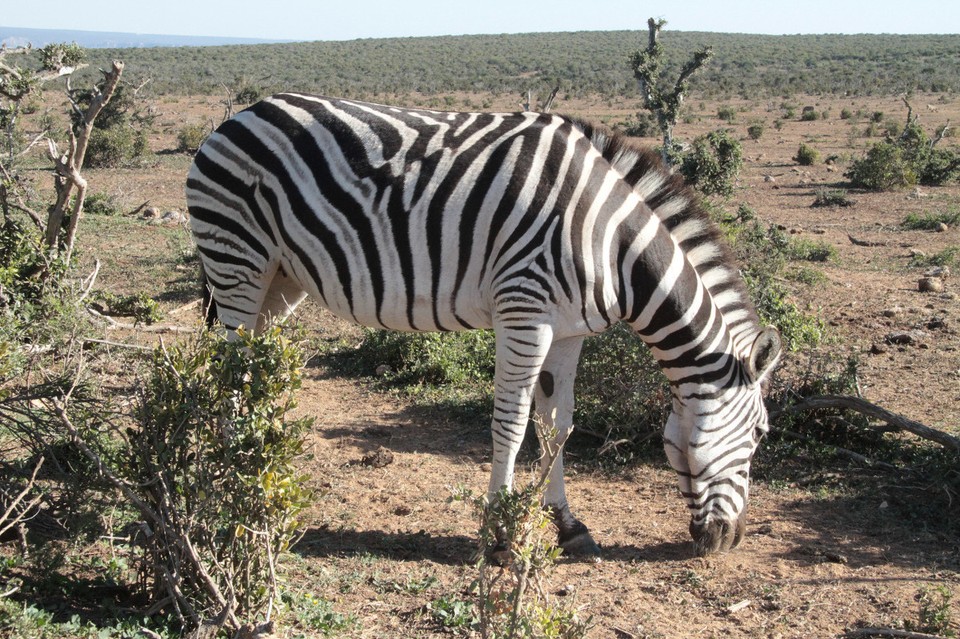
xmin=564 ymin=116 xmax=760 ymax=332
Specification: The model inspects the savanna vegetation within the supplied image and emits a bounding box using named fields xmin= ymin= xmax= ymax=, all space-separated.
xmin=1 ymin=23 xmax=959 ymax=639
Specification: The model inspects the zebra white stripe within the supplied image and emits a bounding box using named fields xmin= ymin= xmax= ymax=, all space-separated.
xmin=186 ymin=94 xmax=782 ymax=557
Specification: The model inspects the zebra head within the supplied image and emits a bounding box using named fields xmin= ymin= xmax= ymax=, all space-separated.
xmin=662 ymin=326 xmax=782 ymax=557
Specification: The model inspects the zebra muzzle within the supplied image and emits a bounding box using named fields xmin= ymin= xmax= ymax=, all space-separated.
xmin=689 ymin=512 xmax=746 ymax=557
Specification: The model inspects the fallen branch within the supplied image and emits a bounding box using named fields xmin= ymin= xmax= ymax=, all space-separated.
xmin=845 ymin=627 xmax=952 ymax=639
xmin=779 ymin=427 xmax=898 ymax=471
xmin=86 ymin=306 xmax=195 ymax=334
xmin=848 ymin=234 xmax=888 ymax=247
xmin=779 ymin=394 xmax=960 ymax=452
xmin=168 ymin=299 xmax=202 ymax=316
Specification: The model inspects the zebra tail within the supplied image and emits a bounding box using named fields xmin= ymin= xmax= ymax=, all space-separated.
xmin=198 ymin=261 xmax=219 ymax=328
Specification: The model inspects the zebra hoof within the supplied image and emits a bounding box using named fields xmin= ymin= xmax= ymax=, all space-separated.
xmin=558 ymin=531 xmax=602 ymax=560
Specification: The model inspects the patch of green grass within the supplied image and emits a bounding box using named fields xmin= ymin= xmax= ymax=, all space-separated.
xmin=788 ymin=266 xmax=827 ymax=285
xmin=812 ymin=188 xmax=855 ymax=208
xmin=907 ymin=586 xmax=956 ymax=637
xmin=786 ymin=238 xmax=838 ymax=262
xmin=371 ymin=573 xmax=439 ymax=596
xmin=427 ymin=593 xmax=477 ymax=631
xmin=901 ymin=209 xmax=960 ymax=230
xmin=909 ymin=246 xmax=959 ymax=268
xmin=283 ymin=591 xmax=358 ymax=636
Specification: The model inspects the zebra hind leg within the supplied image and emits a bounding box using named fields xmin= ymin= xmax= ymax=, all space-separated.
xmin=533 ymin=336 xmax=601 ymax=558
xmin=202 ymin=259 xmax=305 ymax=336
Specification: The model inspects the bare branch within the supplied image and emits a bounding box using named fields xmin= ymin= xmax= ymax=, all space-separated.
xmin=0 ymin=456 xmax=45 ymax=538
xmin=778 ymin=394 xmax=960 ymax=452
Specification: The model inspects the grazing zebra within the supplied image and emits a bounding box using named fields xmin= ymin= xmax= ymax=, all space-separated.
xmin=186 ymin=94 xmax=781 ymax=558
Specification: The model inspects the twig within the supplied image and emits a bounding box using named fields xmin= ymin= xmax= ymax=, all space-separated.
xmin=0 ymin=456 xmax=44 ymax=538
xmin=86 ymin=306 xmax=195 ymax=334
xmin=779 ymin=394 xmax=960 ymax=452
xmin=845 ymin=627 xmax=952 ymax=639
xmin=79 ymin=337 xmax=153 ymax=352
xmin=52 ymin=399 xmax=160 ymax=521
xmin=77 ymin=259 xmax=100 ymax=303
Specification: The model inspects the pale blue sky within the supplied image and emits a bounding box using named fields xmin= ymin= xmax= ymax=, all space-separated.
xmin=3 ymin=0 xmax=958 ymax=40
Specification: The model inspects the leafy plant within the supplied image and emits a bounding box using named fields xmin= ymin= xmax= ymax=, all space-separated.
xmin=794 ymin=142 xmax=820 ymax=166
xmin=83 ymin=191 xmax=121 ymax=216
xmin=283 ymin=591 xmax=357 ymax=636
xmin=91 ymin=290 xmax=162 ymax=324
xmin=428 ymin=594 xmax=477 ymax=631
xmin=177 ymin=122 xmax=209 ymax=153
xmin=812 ymin=188 xmax=854 ymax=208
xmin=679 ymin=129 xmax=744 ymax=197
xmin=909 ymin=246 xmax=959 ymax=268
xmin=786 ymin=238 xmax=837 ymax=262
xmin=121 ymin=325 xmax=314 ymax=633
xmin=901 ymin=209 xmax=960 ymax=230
xmin=717 ymin=105 xmax=736 ymax=122
xmin=464 ymin=438 xmax=590 ymax=639
xmin=906 ymin=586 xmax=956 ymax=637
xmin=847 ymin=120 xmax=960 ymax=190
xmin=747 ymin=122 xmax=765 ymax=140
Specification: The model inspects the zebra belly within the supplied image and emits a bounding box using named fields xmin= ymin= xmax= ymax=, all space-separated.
xmin=280 ymin=253 xmax=495 ymax=332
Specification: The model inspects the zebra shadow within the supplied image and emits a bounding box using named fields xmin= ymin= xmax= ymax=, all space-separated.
xmin=292 ymin=526 xmax=477 ymax=565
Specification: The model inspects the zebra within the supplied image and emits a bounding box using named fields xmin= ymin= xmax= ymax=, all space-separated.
xmin=185 ymin=93 xmax=782 ymax=558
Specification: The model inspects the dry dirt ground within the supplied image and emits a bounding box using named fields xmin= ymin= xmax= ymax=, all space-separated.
xmin=51 ymin=91 xmax=960 ymax=637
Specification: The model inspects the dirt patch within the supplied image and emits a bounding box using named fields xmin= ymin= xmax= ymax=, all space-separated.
xmin=16 ymin=90 xmax=960 ymax=637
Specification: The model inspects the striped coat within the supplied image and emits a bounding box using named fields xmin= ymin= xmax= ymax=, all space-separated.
xmin=187 ymin=94 xmax=781 ymax=556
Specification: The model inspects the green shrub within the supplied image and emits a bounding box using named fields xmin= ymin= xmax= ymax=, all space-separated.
xmin=353 ymin=328 xmax=495 ymax=387
xmin=850 ymin=121 xmax=960 ymax=188
xmin=177 ymin=122 xmax=209 ymax=153
xmin=91 ymin=290 xmax=162 ymax=324
xmin=85 ymin=125 xmax=149 ymax=168
xmin=747 ymin=123 xmax=765 ymax=141
xmin=800 ymin=109 xmax=819 ymax=121
xmin=717 ymin=105 xmax=737 ymax=122
xmin=812 ymin=188 xmax=854 ymax=208
xmin=235 ymin=85 xmax=262 ymax=104
xmin=871 ymin=111 xmax=885 ymax=123
xmin=906 ymin=586 xmax=955 ymax=637
xmin=909 ymin=246 xmax=959 ymax=268
xmin=840 ymin=108 xmax=853 ymax=120
xmin=786 ymin=238 xmax=837 ymax=262
xmin=679 ymin=129 xmax=744 ymax=197
xmin=846 ymin=141 xmax=916 ymax=190
xmin=794 ymin=143 xmax=819 ymax=166
xmin=126 ymin=325 xmax=314 ymax=632
xmin=617 ymin=111 xmax=657 ymax=137
xmin=901 ymin=209 xmax=960 ymax=230
xmin=575 ymin=324 xmax=671 ymax=455
xmin=726 ymin=221 xmax=824 ymax=351
xmin=84 ymin=191 xmax=121 ymax=216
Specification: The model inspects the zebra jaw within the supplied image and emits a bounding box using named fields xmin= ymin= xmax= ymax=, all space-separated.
xmin=689 ymin=511 xmax=747 ymax=557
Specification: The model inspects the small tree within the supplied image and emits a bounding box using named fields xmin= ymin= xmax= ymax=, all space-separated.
xmin=679 ymin=129 xmax=744 ymax=197
xmin=0 ymin=43 xmax=124 ymax=268
xmin=630 ymin=18 xmax=713 ymax=166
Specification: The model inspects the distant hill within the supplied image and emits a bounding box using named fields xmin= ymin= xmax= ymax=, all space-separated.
xmin=66 ymin=31 xmax=960 ymax=98
xmin=5 ymin=29 xmax=959 ymax=98
xmin=0 ymin=26 xmax=293 ymax=49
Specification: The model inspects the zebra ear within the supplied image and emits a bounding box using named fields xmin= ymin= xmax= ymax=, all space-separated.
xmin=747 ymin=326 xmax=782 ymax=383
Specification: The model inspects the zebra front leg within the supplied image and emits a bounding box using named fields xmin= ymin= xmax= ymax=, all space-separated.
xmin=533 ymin=336 xmax=601 ymax=558
xmin=485 ymin=322 xmax=553 ymax=562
